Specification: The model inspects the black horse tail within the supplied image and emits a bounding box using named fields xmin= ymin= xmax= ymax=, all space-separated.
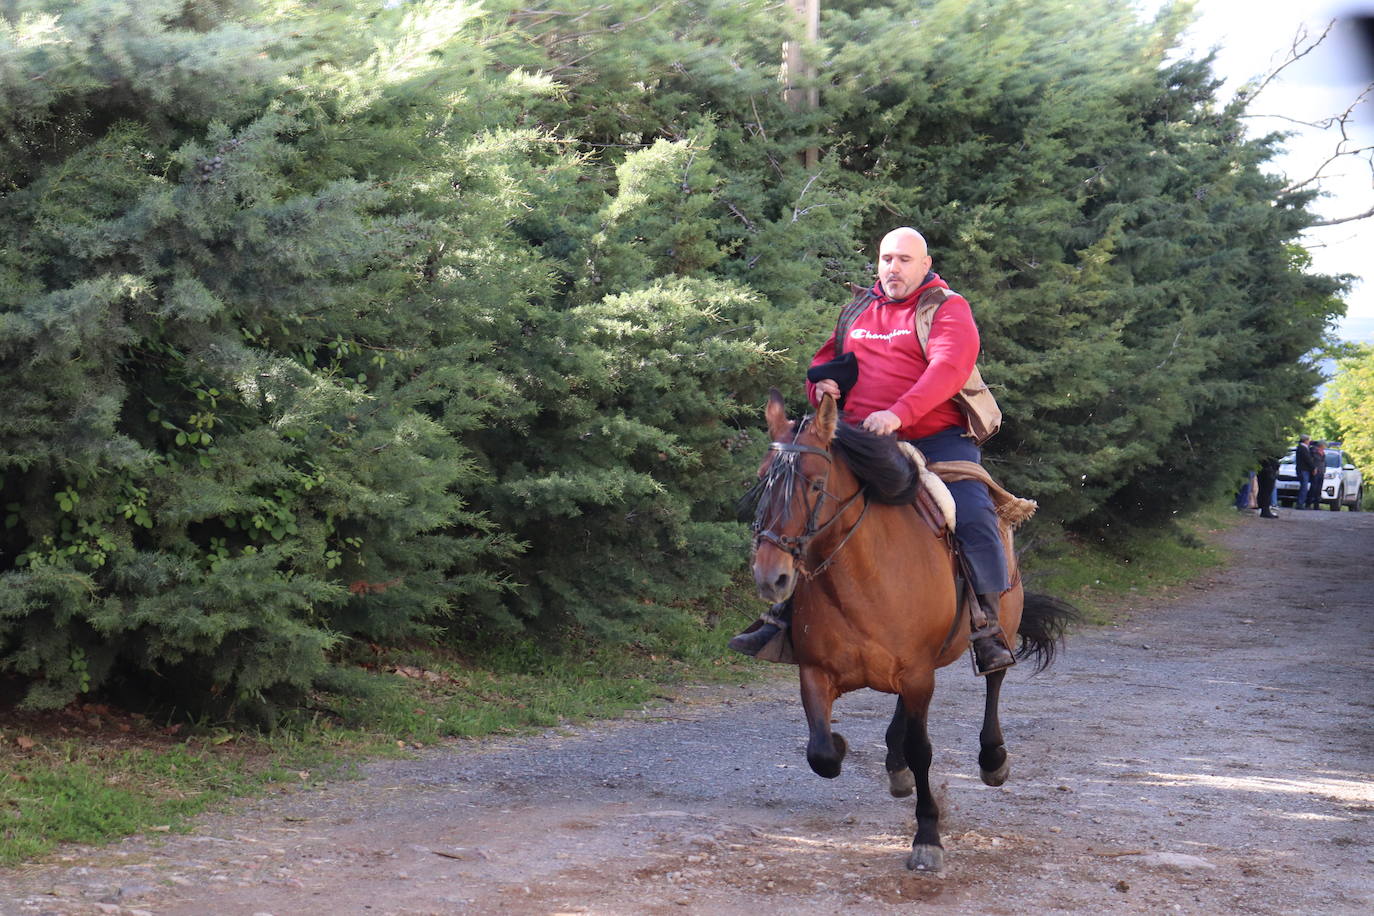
xmin=1015 ymin=592 xmax=1081 ymax=674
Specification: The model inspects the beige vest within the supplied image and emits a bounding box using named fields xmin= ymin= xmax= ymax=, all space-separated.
xmin=913 ymin=287 xmax=1002 ymax=446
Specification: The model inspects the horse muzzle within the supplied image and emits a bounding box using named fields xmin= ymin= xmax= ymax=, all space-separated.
xmin=752 ymin=539 xmax=799 ymax=603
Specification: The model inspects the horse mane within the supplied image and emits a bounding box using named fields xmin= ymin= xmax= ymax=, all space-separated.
xmin=833 ymin=422 xmax=919 ymax=505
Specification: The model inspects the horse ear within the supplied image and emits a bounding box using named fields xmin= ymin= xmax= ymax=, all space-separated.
xmin=765 ymin=388 xmax=789 ymax=439
xmin=815 ymin=393 xmax=837 ymax=444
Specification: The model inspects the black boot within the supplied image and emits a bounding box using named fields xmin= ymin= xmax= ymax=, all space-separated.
xmin=728 ymin=600 xmax=792 ymax=656
xmin=970 ymin=592 xmax=1016 ymax=676
xmin=1260 ymin=508 xmax=1278 ymax=519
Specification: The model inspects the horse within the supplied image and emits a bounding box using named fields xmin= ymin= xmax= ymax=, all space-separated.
xmin=744 ymin=388 xmax=1075 ymax=872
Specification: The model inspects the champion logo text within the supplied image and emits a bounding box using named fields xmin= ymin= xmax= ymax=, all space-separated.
xmin=849 ymin=327 xmax=913 ymax=342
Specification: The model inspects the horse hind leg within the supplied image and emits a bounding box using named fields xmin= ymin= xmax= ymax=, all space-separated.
xmin=978 ymin=668 xmax=1010 ymax=786
xmin=799 ymin=666 xmax=847 ymax=779
xmin=885 ymin=696 xmax=915 ymax=798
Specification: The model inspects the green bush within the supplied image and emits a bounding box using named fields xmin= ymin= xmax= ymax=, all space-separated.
xmin=0 ymin=0 xmax=1344 ymax=715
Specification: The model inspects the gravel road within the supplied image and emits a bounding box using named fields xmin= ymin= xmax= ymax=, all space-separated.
xmin=2 ymin=508 xmax=1372 ymax=915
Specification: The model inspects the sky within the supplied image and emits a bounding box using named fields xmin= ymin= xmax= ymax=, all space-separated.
xmin=1165 ymin=1 xmax=1374 ymax=345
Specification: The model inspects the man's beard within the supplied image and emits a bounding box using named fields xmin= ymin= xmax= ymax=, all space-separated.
xmin=883 ymin=277 xmax=911 ymax=298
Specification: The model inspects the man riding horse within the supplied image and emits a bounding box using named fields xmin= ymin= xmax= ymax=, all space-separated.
xmin=730 ymin=226 xmax=1016 ymax=676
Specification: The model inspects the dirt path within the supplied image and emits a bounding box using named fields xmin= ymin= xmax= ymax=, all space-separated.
xmin=3 ymin=509 xmax=1373 ymax=915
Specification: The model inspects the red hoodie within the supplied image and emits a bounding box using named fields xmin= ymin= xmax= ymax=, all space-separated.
xmin=806 ymin=274 xmax=978 ymax=440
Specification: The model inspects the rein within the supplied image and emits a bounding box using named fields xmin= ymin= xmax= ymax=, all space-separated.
xmin=751 ymin=420 xmax=870 ymax=577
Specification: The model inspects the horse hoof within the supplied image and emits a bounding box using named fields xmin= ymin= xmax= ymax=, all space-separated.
xmin=907 ymin=844 xmax=944 ymax=872
xmin=980 ymin=759 xmax=1010 ymax=787
xmin=807 ymin=733 xmax=847 ymax=779
xmin=888 ymin=767 xmax=915 ymax=798
xmin=809 ymin=757 xmax=841 ymax=779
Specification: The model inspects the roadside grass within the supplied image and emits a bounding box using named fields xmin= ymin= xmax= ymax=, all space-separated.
xmin=317 ymin=588 xmax=764 ymax=747
xmin=0 ymin=511 xmax=1240 ymax=866
xmin=0 ymin=585 xmax=763 ymax=866
xmin=0 ymin=735 xmax=305 ymax=864
xmin=1021 ymin=504 xmax=1239 ymax=624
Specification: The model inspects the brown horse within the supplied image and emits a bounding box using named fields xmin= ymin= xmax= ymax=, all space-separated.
xmin=745 ymin=389 xmax=1074 ymax=872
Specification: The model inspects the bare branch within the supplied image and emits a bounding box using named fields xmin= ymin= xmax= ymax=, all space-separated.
xmin=1252 ymin=81 xmax=1372 ymax=132
xmin=1238 ymin=20 xmax=1335 ymax=106
xmin=726 ymin=201 xmax=758 ymax=233
xmin=749 ymin=95 xmax=769 ymax=143
xmin=1155 ymin=329 xmax=1184 ymax=371
xmin=1310 ymin=205 xmax=1374 ymax=228
xmin=790 ymin=173 xmax=820 ymax=223
xmin=1277 ymin=90 xmax=1374 ymax=197
xmin=1282 ymin=141 xmax=1374 ymax=195
xmin=1243 ymin=112 xmax=1352 ymax=130
xmin=1239 ymin=22 xmax=1374 ymax=224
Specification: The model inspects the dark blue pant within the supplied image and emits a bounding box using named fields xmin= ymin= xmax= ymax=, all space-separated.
xmin=1297 ymin=470 xmax=1312 ymax=507
xmin=907 ymin=426 xmax=1010 ymax=594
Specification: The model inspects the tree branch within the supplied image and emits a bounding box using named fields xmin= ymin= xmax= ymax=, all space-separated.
xmin=1310 ymin=205 xmax=1374 ymax=228
xmin=790 ymin=173 xmax=819 ymax=223
xmin=1241 ymin=24 xmax=1374 ymax=223
xmin=1237 ymin=20 xmax=1335 ymax=106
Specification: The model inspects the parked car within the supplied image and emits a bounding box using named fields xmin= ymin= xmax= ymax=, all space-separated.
xmin=1275 ymin=445 xmax=1364 ymax=510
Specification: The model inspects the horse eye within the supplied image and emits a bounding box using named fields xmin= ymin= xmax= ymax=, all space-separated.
xmin=809 ymin=478 xmax=824 ymax=492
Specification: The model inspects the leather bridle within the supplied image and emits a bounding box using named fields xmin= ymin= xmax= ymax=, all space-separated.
xmin=750 ymin=419 xmax=869 ymax=577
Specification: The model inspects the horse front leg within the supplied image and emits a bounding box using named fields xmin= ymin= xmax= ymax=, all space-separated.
xmin=899 ymin=677 xmax=943 ymax=872
xmin=978 ymin=668 xmax=1009 ymax=786
xmin=885 ymin=696 xmax=916 ymax=797
xmin=798 ymin=665 xmax=846 ymax=778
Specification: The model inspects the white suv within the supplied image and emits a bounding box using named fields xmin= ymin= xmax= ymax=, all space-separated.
xmin=1275 ymin=446 xmax=1364 ymax=510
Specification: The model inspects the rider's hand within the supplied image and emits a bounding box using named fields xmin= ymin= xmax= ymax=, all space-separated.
xmin=862 ymin=410 xmax=902 ymax=436
xmin=814 ymin=379 xmax=841 ymax=400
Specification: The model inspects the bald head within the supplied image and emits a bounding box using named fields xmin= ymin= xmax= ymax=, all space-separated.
xmin=877 ymin=227 xmax=932 ymax=300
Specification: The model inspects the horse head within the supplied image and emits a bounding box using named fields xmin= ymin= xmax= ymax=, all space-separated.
xmin=748 ymin=388 xmax=851 ymax=602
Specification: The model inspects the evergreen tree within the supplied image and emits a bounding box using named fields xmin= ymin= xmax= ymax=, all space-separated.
xmin=0 ymin=1 xmax=525 ymax=711
xmin=814 ymin=0 xmax=1343 ymax=529
xmin=1 ymin=0 xmax=1351 ymax=714
xmin=1 ymin=0 xmax=783 ymax=708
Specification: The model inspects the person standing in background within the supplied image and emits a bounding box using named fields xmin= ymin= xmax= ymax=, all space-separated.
xmin=1257 ymin=456 xmax=1279 ymax=519
xmin=1295 ymin=435 xmax=1316 ymax=509
xmin=1308 ymin=440 xmax=1328 ymax=508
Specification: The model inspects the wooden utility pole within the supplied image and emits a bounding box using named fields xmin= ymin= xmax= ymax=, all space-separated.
xmin=782 ymin=0 xmax=819 ymax=169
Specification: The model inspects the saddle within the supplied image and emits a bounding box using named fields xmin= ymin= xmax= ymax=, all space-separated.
xmin=896 ymin=443 xmax=1039 ymax=538
xmin=749 ymin=447 xmax=1037 ymax=666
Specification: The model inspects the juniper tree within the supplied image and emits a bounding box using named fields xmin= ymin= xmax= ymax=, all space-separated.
xmin=0 ymin=1 xmax=527 ymax=711
xmin=1 ymin=0 xmax=783 ymax=708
